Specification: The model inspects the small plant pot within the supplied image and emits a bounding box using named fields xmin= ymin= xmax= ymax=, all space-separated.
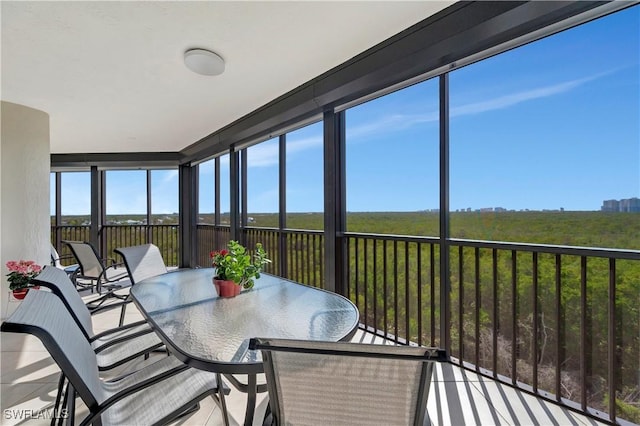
xmin=11 ymin=286 xmax=40 ymax=300
xmin=213 ymin=279 xmax=242 ymax=298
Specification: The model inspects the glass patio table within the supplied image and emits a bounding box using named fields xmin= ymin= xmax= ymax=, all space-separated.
xmin=130 ymin=268 xmax=360 ymax=425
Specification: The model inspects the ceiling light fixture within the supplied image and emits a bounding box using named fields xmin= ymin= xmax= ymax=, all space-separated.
xmin=184 ymin=48 xmax=225 ymax=76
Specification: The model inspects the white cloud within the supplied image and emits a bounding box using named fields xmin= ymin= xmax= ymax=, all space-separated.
xmin=248 ymin=187 xmax=279 ymax=213
xmin=451 ymin=73 xmax=604 ymax=117
xmin=193 ymin=72 xmax=612 ymax=173
xmin=160 ymin=169 xmax=178 ymax=184
xmin=288 ymin=135 xmax=323 ymax=153
xmin=247 ymin=142 xmax=279 ymax=167
xmin=347 ymin=72 xmax=609 ymax=142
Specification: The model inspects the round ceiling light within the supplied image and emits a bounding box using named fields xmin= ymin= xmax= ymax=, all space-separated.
xmin=184 ymin=48 xmax=225 ymax=76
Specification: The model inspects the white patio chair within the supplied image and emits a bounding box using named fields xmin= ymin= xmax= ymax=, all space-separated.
xmin=50 ymin=243 xmax=79 ymax=278
xmin=32 ymin=266 xmax=163 ymax=371
xmin=32 ymin=266 xmax=168 ymax=419
xmin=114 ymin=243 xmax=169 ymax=325
xmin=114 ymin=243 xmax=168 ymax=283
xmin=63 ymin=240 xmax=130 ymax=295
xmin=1 ymin=289 xmax=230 ymax=426
xmin=250 ymin=337 xmax=447 ymax=426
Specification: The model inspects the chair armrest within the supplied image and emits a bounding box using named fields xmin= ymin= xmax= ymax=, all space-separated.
xmin=54 ymin=253 xmax=76 ymax=262
xmin=92 ymin=324 xmax=155 ymax=353
xmin=99 ymin=263 xmax=129 ymax=284
xmin=87 ymin=297 xmax=130 ymax=314
xmin=89 ymin=319 xmax=149 ymax=343
xmin=104 ymin=257 xmax=118 ymax=266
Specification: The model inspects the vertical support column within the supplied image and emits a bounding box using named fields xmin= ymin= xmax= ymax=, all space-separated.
xmin=179 ymin=163 xmax=196 ymax=268
xmin=55 ymin=172 xmax=62 ymax=250
xmin=279 ymin=134 xmax=287 ymax=277
xmin=240 ymin=148 xmax=248 ymax=245
xmin=214 ymin=157 xmax=221 ymax=225
xmin=439 ymin=73 xmax=451 ymax=352
xmin=191 ymin=164 xmax=200 ymax=266
xmin=146 ymin=170 xmax=152 ymax=243
xmin=323 ymin=110 xmax=346 ymax=295
xmin=229 ymin=146 xmax=240 ymax=241
xmin=100 ymin=170 xmax=106 ymax=257
xmin=90 ymin=166 xmax=102 ymax=255
xmin=214 ymin=157 xmax=221 ymax=248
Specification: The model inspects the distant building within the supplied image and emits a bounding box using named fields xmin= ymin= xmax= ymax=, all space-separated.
xmin=602 ymin=197 xmax=640 ymax=212
xmin=620 ymin=197 xmax=640 ymax=212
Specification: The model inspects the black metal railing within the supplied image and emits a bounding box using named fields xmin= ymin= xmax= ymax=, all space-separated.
xmin=342 ymin=233 xmax=639 ymax=425
xmin=344 ymin=232 xmax=440 ymax=348
xmin=196 ymin=224 xmax=231 ymax=266
xmin=51 ymin=225 xmax=90 ymax=264
xmin=102 ymin=225 xmax=180 ymax=266
xmin=51 ymin=224 xmax=180 ymax=266
xmin=64 ymin=223 xmax=637 ymax=424
xmin=446 ymin=239 xmax=640 ymax=425
xmin=195 ymin=225 xmax=325 ymax=289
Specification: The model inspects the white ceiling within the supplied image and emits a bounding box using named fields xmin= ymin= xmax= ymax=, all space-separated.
xmin=1 ymin=1 xmax=454 ymax=154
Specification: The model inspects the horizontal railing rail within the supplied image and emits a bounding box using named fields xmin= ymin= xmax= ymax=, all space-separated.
xmin=449 ymin=237 xmax=640 ymax=260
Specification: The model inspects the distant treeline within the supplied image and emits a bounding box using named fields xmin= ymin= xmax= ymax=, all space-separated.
xmin=196 ymin=210 xmax=640 ymax=250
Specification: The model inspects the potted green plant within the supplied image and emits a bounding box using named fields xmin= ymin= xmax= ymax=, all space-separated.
xmin=6 ymin=260 xmax=42 ymax=300
xmin=210 ymin=240 xmax=270 ymax=297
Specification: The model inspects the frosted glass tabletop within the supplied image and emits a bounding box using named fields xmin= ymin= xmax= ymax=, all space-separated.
xmin=131 ymin=268 xmax=360 ymax=374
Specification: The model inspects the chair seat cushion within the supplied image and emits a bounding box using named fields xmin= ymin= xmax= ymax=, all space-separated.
xmin=102 ymin=356 xmax=227 ymax=425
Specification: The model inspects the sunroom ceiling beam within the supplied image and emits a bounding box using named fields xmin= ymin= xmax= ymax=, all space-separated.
xmin=50 ymin=152 xmax=183 ymax=170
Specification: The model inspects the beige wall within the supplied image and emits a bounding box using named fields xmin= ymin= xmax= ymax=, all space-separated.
xmin=1 ymin=101 xmax=50 ymax=319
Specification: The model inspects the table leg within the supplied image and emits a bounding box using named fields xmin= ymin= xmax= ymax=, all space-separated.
xmin=244 ymin=373 xmax=257 ymax=426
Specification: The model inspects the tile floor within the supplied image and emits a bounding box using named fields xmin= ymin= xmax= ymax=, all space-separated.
xmin=1 ymin=289 xmax=608 ymax=426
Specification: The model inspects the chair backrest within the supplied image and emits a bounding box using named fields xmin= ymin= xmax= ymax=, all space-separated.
xmin=1 ymin=290 xmax=105 ymax=410
xmin=50 ymin=243 xmax=63 ymax=268
xmin=31 ymin=265 xmax=94 ymax=339
xmin=250 ymin=338 xmax=446 ymax=426
xmin=115 ymin=244 xmax=168 ymax=284
xmin=63 ymin=240 xmax=104 ymax=279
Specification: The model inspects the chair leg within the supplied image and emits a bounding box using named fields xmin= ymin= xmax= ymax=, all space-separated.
xmin=118 ymin=303 xmax=127 ymax=327
xmin=66 ymin=385 xmax=77 ymax=426
xmin=216 ymin=373 xmax=230 ymax=426
xmin=58 ymin=380 xmax=70 ymax=426
xmin=51 ymin=373 xmax=65 ymax=426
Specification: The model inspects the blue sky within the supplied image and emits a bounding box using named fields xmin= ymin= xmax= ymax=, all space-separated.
xmin=54 ymin=5 xmax=639 ymax=215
